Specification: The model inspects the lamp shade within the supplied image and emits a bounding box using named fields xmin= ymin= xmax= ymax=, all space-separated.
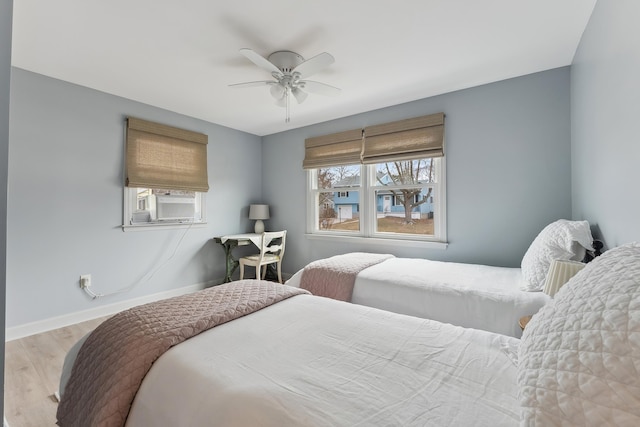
xmin=249 ymin=204 xmax=270 ymax=220
xmin=543 ymin=259 xmax=586 ymax=297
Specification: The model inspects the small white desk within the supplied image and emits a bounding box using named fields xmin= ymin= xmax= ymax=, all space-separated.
xmin=214 ymin=233 xmax=272 ymax=283
xmin=219 ymin=233 xmax=263 ymax=247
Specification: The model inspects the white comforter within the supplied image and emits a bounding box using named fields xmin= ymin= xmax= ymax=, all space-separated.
xmin=125 ymin=294 xmax=520 ymax=427
xmin=287 ymin=257 xmax=550 ymax=337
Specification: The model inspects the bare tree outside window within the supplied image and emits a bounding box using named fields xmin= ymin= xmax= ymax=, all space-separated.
xmin=311 ymin=160 xmax=439 ymax=237
xmin=376 ymin=159 xmax=435 ymax=224
xmin=317 ymin=168 xmax=334 ymax=227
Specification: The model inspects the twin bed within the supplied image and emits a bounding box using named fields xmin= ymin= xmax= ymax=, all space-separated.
xmin=57 ymin=222 xmax=639 ymax=426
xmin=287 ymin=254 xmax=549 ymax=338
xmin=286 ymin=219 xmax=597 ymax=338
xmin=58 ymin=281 xmax=523 ymax=426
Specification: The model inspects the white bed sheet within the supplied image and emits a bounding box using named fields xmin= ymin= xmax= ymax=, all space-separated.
xmin=126 ymin=294 xmax=520 ymax=427
xmin=287 ymin=257 xmax=550 ymax=338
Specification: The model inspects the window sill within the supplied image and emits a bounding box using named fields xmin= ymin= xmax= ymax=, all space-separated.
xmin=304 ymin=233 xmax=448 ymax=250
xmin=122 ymin=222 xmax=207 ymax=232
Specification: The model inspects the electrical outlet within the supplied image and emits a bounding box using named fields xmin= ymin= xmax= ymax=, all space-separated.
xmin=80 ymin=274 xmax=91 ymax=289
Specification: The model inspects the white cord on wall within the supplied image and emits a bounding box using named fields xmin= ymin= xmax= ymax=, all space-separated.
xmin=81 ymin=220 xmax=194 ymax=299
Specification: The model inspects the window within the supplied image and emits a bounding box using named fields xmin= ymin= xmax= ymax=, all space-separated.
xmin=308 ymin=158 xmax=444 ymax=240
xmin=313 ymin=165 xmax=361 ymax=231
xmin=125 ymin=187 xmax=205 ymax=226
xmin=392 ymin=195 xmax=419 ymax=206
xmin=305 ymin=113 xmax=446 ymax=243
xmin=123 ymin=118 xmax=208 ymax=229
xmin=372 ymin=158 xmax=440 ymax=237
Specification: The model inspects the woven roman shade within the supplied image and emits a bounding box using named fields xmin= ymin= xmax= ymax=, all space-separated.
xmin=126 ymin=117 xmax=209 ymax=192
xmin=362 ymin=113 xmax=444 ymax=164
xmin=303 ymin=128 xmax=363 ymax=169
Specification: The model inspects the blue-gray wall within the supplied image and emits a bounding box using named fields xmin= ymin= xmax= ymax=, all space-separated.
xmin=571 ymin=0 xmax=640 ymax=247
xmin=1 ymin=0 xmax=12 ymax=415
xmin=13 ymin=0 xmax=640 ymax=332
xmin=6 ymin=67 xmax=573 ymax=330
xmin=262 ymin=68 xmax=572 ymax=271
xmin=6 ymin=69 xmax=263 ymax=327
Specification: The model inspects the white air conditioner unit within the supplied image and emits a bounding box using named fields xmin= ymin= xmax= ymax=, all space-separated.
xmin=144 ymin=194 xmax=157 ymax=221
xmin=156 ymin=195 xmax=196 ymax=221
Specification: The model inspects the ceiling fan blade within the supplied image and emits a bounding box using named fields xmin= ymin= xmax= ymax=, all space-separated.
xmin=239 ymin=48 xmax=282 ymax=75
xmin=229 ymin=80 xmax=275 ymax=88
xmin=291 ymin=87 xmax=308 ymax=104
xmin=292 ymin=52 xmax=335 ymax=78
xmin=300 ymin=80 xmax=341 ymax=97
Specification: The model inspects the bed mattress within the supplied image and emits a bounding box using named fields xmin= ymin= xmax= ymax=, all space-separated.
xmin=123 ymin=294 xmax=520 ymax=426
xmin=287 ymin=257 xmax=550 ymax=337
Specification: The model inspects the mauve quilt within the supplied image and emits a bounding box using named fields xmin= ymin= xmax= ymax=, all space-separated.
xmin=57 ymin=280 xmax=308 ymax=427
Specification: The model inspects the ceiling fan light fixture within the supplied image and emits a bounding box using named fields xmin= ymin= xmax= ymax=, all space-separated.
xmin=274 ymin=93 xmax=287 ymax=108
xmin=270 ymin=84 xmax=285 ymax=100
xmin=230 ymin=48 xmax=340 ymax=123
xmin=292 ymin=87 xmax=308 ymax=104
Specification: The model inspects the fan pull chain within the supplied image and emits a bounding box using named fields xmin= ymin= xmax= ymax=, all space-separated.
xmin=285 ymin=87 xmax=291 ymax=123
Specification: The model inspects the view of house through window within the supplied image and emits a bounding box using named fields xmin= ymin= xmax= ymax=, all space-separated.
xmin=317 ymin=165 xmax=361 ymax=231
xmin=373 ymin=158 xmax=436 ymax=235
xmin=312 ymin=158 xmax=442 ymax=239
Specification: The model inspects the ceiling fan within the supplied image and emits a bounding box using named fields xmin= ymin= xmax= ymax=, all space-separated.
xmin=230 ymin=48 xmax=341 ymax=123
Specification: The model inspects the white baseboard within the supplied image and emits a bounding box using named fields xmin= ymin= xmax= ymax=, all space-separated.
xmin=5 ymin=280 xmax=219 ymax=341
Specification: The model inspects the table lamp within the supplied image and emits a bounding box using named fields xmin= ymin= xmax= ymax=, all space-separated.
xmin=249 ymin=204 xmax=270 ymax=233
xmin=543 ymin=259 xmax=586 ymax=297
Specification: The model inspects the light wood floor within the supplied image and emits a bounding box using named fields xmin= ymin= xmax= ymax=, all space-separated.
xmin=4 ymin=317 xmax=108 ymax=427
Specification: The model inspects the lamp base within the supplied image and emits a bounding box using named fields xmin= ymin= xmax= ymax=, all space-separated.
xmin=254 ymin=219 xmax=265 ymax=234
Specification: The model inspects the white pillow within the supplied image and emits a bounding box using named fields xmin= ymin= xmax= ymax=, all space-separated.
xmin=520 ymin=219 xmax=593 ymax=291
xmin=517 ymin=242 xmax=640 ymax=425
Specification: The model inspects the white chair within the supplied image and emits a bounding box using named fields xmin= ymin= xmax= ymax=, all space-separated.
xmin=239 ymin=230 xmax=287 ymax=283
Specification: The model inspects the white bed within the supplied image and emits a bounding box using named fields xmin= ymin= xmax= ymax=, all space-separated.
xmin=287 ymin=257 xmax=549 ymax=338
xmin=130 ymin=295 xmax=520 ymax=426
xmin=62 ymin=292 xmax=521 ymax=427
xmin=286 ymin=220 xmax=600 ymax=338
xmin=58 ymin=242 xmax=640 ymax=426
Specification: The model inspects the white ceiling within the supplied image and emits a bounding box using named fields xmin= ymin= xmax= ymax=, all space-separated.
xmin=11 ymin=0 xmax=596 ymax=136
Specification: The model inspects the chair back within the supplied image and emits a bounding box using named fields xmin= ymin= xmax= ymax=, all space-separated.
xmin=258 ymin=230 xmax=286 ymax=262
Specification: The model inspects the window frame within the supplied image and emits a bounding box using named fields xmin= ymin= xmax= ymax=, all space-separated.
xmin=306 ymin=157 xmax=447 ymax=245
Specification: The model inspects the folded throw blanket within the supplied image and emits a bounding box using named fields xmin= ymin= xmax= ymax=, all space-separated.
xmin=300 ymin=252 xmax=395 ymax=301
xmin=57 ymin=280 xmax=309 ymax=427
